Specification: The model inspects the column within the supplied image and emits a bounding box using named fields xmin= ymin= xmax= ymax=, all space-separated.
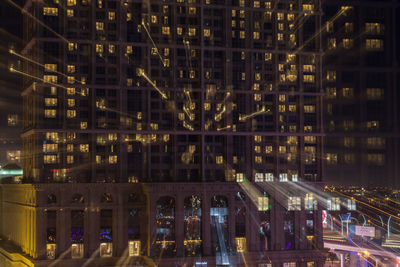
xmin=116 ymin=203 xmax=126 ymax=256
xmin=202 ymin=193 xmax=211 ymax=256
xmin=57 ymin=208 xmax=70 ymax=257
xmin=228 ymin=194 xmax=236 ymax=252
xmin=87 ymin=208 xmax=100 ymax=257
xmin=148 ymin=194 xmax=157 ymax=257
xmin=175 ymin=194 xmax=184 ymax=257
xmin=340 ymin=253 xmax=344 ymax=267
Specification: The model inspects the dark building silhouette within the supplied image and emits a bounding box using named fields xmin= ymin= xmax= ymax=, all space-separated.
xmin=1 ymin=0 xmax=328 ymax=266
xmin=322 ymin=0 xmax=400 ymax=187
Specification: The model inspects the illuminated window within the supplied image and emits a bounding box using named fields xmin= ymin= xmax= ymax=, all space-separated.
xmin=254 ymin=136 xmax=261 ymax=143
xmin=303 ymin=65 xmax=315 ymax=73
xmin=67 ymin=9 xmax=74 ymax=17
xmin=326 ymin=153 xmax=337 ymax=165
xmin=126 ymin=46 xmax=133 ymax=54
xmin=305 ymin=194 xmax=317 ymax=210
xmin=177 ymin=27 xmax=183 ymax=35
xmin=46 ymin=244 xmax=56 ymax=259
xmin=188 ymin=28 xmax=196 ymax=36
xmin=328 ymin=38 xmax=336 ymax=50
xmin=109 ymin=155 xmax=118 ymax=164
xmin=288 ymin=197 xmax=301 ymax=211
xmin=67 ymin=110 xmax=76 ymax=118
xmin=204 ymin=28 xmax=211 ymax=37
xmin=80 ymin=144 xmax=89 ymax=153
xmin=265 ymin=173 xmax=274 ymax=181
xmin=326 ymin=71 xmax=336 ymax=82
xmin=347 ymin=199 xmax=356 ymax=211
xmin=67 ymin=144 xmax=74 ymax=152
xmin=367 ymin=137 xmax=385 ymax=148
xmin=288 ymin=105 xmax=296 ymax=112
xmin=327 ymin=197 xmax=340 ymax=211
xmin=277 ymin=33 xmax=283 ymax=41
xmin=345 ymin=22 xmax=353 ymax=33
xmin=279 ymin=173 xmax=288 ymax=182
xmin=7 ymin=114 xmax=18 ymax=126
xmin=366 ymin=39 xmax=384 ymax=50
xmin=342 ymin=38 xmax=353 ymax=49
xmin=236 ymin=173 xmax=245 ymax=182
xmin=326 ymin=21 xmax=334 ymax=33
xmin=277 ymin=13 xmax=284 ymax=20
xmin=365 ymin=23 xmax=384 ymax=35
xmin=255 ymin=156 xmax=262 ymax=164
xmin=96 ymin=22 xmax=104 ymax=31
xmin=108 ymin=11 xmax=115 ymax=21
xmin=240 ymin=31 xmax=245 ymax=39
xmin=68 ymin=42 xmax=77 ymax=51
xmin=255 ymin=173 xmax=263 ymax=182
xmin=253 ymin=31 xmax=260 ymax=40
xmin=45 ymin=98 xmax=58 ymax=107
xmin=43 ymin=7 xmax=58 ymax=16
xmin=128 ymin=241 xmax=140 ymax=256
xmin=162 ymin=26 xmax=170 ymax=35
xmin=67 ymin=0 xmax=76 ymax=6
xmin=45 ymin=109 xmax=57 ymax=118
xmin=326 ymin=87 xmax=336 ymax=99
xmin=44 ymin=155 xmax=57 ymax=164
xmin=44 ymin=75 xmax=58 ymax=83
xmin=235 ymin=237 xmax=246 ymax=252
xmin=265 ymin=53 xmax=272 ymax=61
xmin=71 ymin=244 xmax=84 ymax=259
xmin=100 ymin=243 xmax=112 ymax=257
xmin=257 ymin=197 xmax=269 ymax=211
xmin=366 ymin=88 xmax=383 ymax=100
xmin=303 ymin=75 xmax=315 ymax=83
xmin=302 ymin=4 xmax=314 ymax=12
xmin=108 ymin=45 xmax=115 ymax=54
xmin=304 ymin=105 xmax=315 ymax=113
xmin=216 ymin=156 xmax=223 ymax=164
xmin=189 ymin=7 xmax=196 ymax=15
xmin=96 ymin=44 xmax=104 ymax=53
xmin=367 ymin=121 xmax=379 ymax=130
xmin=342 ymin=88 xmax=354 ymax=98
xmin=97 ymin=0 xmax=103 ymax=8
xmin=67 ymin=87 xmax=75 ymax=95
xmin=45 ymin=64 xmax=57 ymax=72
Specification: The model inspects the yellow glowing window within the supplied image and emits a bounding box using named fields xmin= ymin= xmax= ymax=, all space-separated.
xmin=304 ymin=105 xmax=315 ymax=113
xmin=277 ymin=33 xmax=283 ymax=41
xmin=253 ymin=1 xmax=260 ymax=8
xmin=67 ymin=144 xmax=74 ymax=152
xmin=254 ymin=145 xmax=261 ymax=153
xmin=287 ymin=14 xmax=295 ymax=21
xmin=367 ymin=154 xmax=384 ymax=166
xmin=67 ymin=65 xmax=75 ymax=73
xmin=67 ymin=0 xmax=76 ymax=6
xmin=279 ymin=105 xmax=286 ymax=112
xmin=278 ymin=23 xmax=284 ymax=31
xmin=67 ymin=87 xmax=75 ymax=95
xmin=304 ymin=75 xmax=315 ymax=83
xmin=96 ymin=44 xmax=104 ymax=53
xmin=109 ymin=155 xmax=118 ymax=164
xmin=43 ymin=7 xmax=58 ymax=16
xmin=328 ymin=38 xmax=336 ymax=49
xmin=96 ymin=22 xmax=104 ymax=31
xmin=278 ymin=94 xmax=286 ymax=102
xmin=126 ymin=46 xmax=133 ymax=54
xmin=257 ymin=197 xmax=269 ymax=211
xmin=216 ymin=156 xmax=223 ymax=164
xmin=45 ymin=109 xmax=56 ymax=118
xmin=67 ymin=76 xmax=75 ymax=84
xmin=45 ymin=64 xmax=57 ymax=72
xmin=277 ymin=13 xmax=284 ymax=20
xmin=342 ymin=38 xmax=353 ymax=49
xmin=67 ymin=110 xmax=76 ymax=118
xmin=342 ymin=87 xmax=354 ymax=98
xmin=67 ymin=155 xmax=74 ymax=164
xmin=45 ymin=98 xmax=58 ymax=107
xmin=162 ymin=26 xmax=170 ymax=35
xmin=67 ymin=99 xmax=75 ymax=107
xmin=345 ymin=22 xmax=353 ymax=33
xmin=365 ymin=23 xmax=384 ymax=35
xmin=96 ymin=155 xmax=102 ymax=164
xmin=326 ymin=153 xmax=338 ymax=165
xmin=177 ymin=27 xmax=183 ymax=35
xmin=366 ymin=39 xmax=383 ymax=50
xmin=239 ymin=0 xmax=245 ymax=7
xmin=326 ymin=21 xmax=333 ymax=33
xmin=189 ymin=7 xmax=197 ymax=15
xmin=235 ymin=238 xmax=246 ymax=252
xmin=108 ymin=44 xmax=115 ymax=54
xmin=44 ymin=75 xmax=58 ymax=83
xmin=255 ymin=73 xmax=261 ymax=81
xmin=303 ymin=65 xmax=315 ymax=72
xmin=367 ymin=121 xmax=379 ymax=130
xmin=44 ymin=155 xmax=57 ymax=164
xmin=264 ymin=53 xmax=272 ymax=61
xmin=68 ymin=42 xmax=77 ymax=51
xmin=255 ymin=156 xmax=262 ymax=164
xmin=108 ymin=11 xmax=115 ymax=21
xmin=97 ymin=0 xmax=103 ymax=8
xmin=239 ymin=31 xmax=245 ymax=39
xmin=80 ymin=122 xmax=87 ymax=129
xmin=128 ymin=241 xmax=141 ymax=256
xmin=254 ymin=136 xmax=261 ymax=143
xmin=303 ymin=4 xmax=314 ymax=12
xmin=80 ymin=144 xmax=89 ymax=152
xmin=304 ymin=126 xmax=313 ymax=133
xmin=288 ymin=105 xmax=296 ymax=112
xmin=43 ymin=144 xmax=58 ymax=153
xmin=204 ymin=29 xmax=211 ymax=37
xmin=241 ymin=72 xmax=246 ymax=80
xmin=126 ymin=12 xmax=132 ymax=21
xmin=253 ymin=31 xmax=260 ymax=40
xmin=67 ymin=9 xmax=74 ymax=17
xmin=326 ymin=71 xmax=336 ymax=82
xmin=254 ymin=94 xmax=261 ymax=101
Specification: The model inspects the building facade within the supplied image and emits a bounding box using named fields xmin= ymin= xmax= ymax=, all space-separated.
xmin=2 ymin=0 xmax=326 ymax=266
xmin=322 ymin=0 xmax=400 ymax=187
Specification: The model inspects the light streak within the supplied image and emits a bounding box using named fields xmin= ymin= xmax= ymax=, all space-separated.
xmin=9 ymin=49 xmax=84 ymax=84
xmin=9 ymin=67 xmax=69 ymax=90
xmin=47 ymin=247 xmax=71 ymax=267
xmin=239 ymin=106 xmax=266 ymax=122
xmin=7 ymin=0 xmax=69 ymax=43
xmin=214 ymin=105 xmax=226 ymax=122
xmin=141 ymin=21 xmax=165 ymax=66
xmin=81 ymin=248 xmax=100 ymax=267
xmin=137 ymin=68 xmax=168 ymax=100
xmin=183 ymin=121 xmax=194 ymax=131
xmin=217 ymin=125 xmax=231 ymax=131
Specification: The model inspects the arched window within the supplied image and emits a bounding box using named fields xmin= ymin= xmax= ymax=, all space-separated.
xmin=47 ymin=194 xmax=57 ymax=204
xmin=101 ymin=193 xmax=113 ymax=203
xmin=72 ymin=194 xmax=84 ymax=204
xmin=210 ymin=195 xmax=230 ymax=264
xmin=152 ymin=196 xmax=175 ymax=258
xmin=184 ymin=195 xmax=202 ymax=256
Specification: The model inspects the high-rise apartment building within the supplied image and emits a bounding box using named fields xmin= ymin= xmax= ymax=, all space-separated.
xmin=1 ymin=0 xmax=326 ymax=266
xmin=322 ymin=0 xmax=400 ymax=187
